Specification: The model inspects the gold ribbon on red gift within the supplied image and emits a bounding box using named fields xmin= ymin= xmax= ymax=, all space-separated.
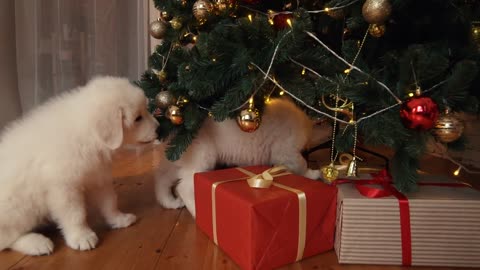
xmin=335 ymin=169 xmax=472 ymax=266
xmin=210 ymin=166 xmax=307 ymax=262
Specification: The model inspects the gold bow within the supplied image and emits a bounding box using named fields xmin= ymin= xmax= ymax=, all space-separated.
xmin=237 ymin=166 xmax=289 ymax=188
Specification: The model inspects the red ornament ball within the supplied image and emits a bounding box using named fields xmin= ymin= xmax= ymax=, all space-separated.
xmin=273 ymin=14 xmax=293 ymax=30
xmin=400 ymin=96 xmax=439 ymax=130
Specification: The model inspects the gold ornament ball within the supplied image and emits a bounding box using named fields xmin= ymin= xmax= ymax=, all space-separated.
xmin=155 ymin=91 xmax=177 ymax=109
xmin=362 ymin=0 xmax=392 ymax=25
xmin=369 ymin=24 xmax=386 ymax=37
xmin=167 ymin=105 xmax=184 ymax=125
xmin=433 ymin=112 xmax=464 ymax=143
xmin=176 ymin=0 xmax=188 ymax=6
xmin=192 ymin=0 xmax=214 ymax=22
xmin=161 ymin=10 xmax=173 ymax=21
xmin=149 ymin=19 xmax=168 ymax=39
xmin=213 ymin=0 xmax=235 ymax=13
xmin=157 ymin=69 xmax=168 ymax=82
xmin=326 ymin=8 xmax=345 ymax=20
xmin=236 ymin=107 xmax=261 ymax=132
xmin=170 ymin=17 xmax=183 ymax=30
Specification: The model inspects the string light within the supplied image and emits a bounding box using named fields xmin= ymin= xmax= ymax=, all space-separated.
xmin=408 ymin=92 xmax=414 ymax=97
xmin=301 ymin=68 xmax=306 ymax=75
xmin=344 ymin=68 xmax=351 ymax=74
xmin=279 ymin=91 xmax=284 ymax=95
xmin=286 ymin=18 xmax=292 ymax=28
xmin=453 ymin=166 xmax=461 ymax=176
xmin=248 ymin=14 xmax=253 ymax=22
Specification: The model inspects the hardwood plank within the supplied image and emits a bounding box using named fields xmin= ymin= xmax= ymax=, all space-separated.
xmin=0 ymin=252 xmax=25 ymax=270
xmin=156 ymin=209 xmax=240 ymax=270
xmin=11 ymin=170 xmax=180 ymax=270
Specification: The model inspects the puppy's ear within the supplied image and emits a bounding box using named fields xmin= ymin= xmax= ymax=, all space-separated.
xmin=97 ymin=108 xmax=124 ymax=150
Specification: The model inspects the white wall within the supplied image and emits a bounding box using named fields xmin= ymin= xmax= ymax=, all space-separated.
xmin=0 ymin=0 xmax=21 ymax=129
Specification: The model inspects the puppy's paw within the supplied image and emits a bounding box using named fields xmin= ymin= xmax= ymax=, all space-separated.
xmin=159 ymin=197 xmax=185 ymax=209
xmin=65 ymin=229 xmax=98 ymax=251
xmin=10 ymin=233 xmax=54 ymax=256
xmin=109 ymin=213 xmax=137 ymax=229
xmin=304 ymin=169 xmax=321 ymax=180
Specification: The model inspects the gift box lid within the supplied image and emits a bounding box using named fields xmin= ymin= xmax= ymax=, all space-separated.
xmin=338 ymin=173 xmax=480 ymax=203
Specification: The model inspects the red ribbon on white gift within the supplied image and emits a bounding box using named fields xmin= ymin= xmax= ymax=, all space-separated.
xmin=335 ymin=169 xmax=472 ymax=266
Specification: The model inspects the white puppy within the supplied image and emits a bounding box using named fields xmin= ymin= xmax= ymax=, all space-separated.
xmin=155 ymin=98 xmax=322 ymax=217
xmin=0 ymin=76 xmax=158 ymax=256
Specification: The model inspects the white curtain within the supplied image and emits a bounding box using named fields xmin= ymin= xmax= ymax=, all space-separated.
xmin=14 ymin=0 xmax=150 ymax=112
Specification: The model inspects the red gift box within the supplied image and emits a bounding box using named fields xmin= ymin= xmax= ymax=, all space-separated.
xmin=195 ymin=165 xmax=337 ymax=270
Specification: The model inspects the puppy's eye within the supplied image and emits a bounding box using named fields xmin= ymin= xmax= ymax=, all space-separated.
xmin=135 ymin=115 xmax=143 ymax=122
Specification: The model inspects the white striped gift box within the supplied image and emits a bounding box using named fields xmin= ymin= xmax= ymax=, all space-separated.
xmin=334 ymin=173 xmax=480 ymax=267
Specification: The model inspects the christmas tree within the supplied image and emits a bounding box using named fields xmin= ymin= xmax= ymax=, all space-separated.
xmin=137 ymin=0 xmax=480 ymax=192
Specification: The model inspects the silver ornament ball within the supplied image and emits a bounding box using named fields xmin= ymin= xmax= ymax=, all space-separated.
xmin=155 ymin=91 xmax=177 ymax=109
xmin=149 ymin=19 xmax=168 ymax=39
xmin=362 ymin=0 xmax=392 ymax=25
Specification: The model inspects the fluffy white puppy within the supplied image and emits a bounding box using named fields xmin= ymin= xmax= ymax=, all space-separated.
xmin=0 ymin=76 xmax=158 ymax=256
xmin=155 ymin=97 xmax=322 ymax=217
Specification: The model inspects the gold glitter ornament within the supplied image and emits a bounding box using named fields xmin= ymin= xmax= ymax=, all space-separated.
xmin=149 ymin=19 xmax=168 ymax=39
xmin=170 ymin=17 xmax=183 ymax=30
xmin=321 ymin=163 xmax=339 ymax=183
xmin=362 ymin=0 xmax=392 ymax=25
xmin=433 ymin=109 xmax=465 ymax=143
xmin=192 ymin=0 xmax=214 ymax=22
xmin=369 ymin=24 xmax=386 ymax=37
xmin=237 ymin=107 xmax=261 ymax=132
xmin=213 ymin=0 xmax=235 ymax=13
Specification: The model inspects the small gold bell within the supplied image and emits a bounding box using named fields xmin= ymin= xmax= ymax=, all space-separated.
xmin=346 ymin=156 xmax=358 ymax=177
xmin=321 ymin=163 xmax=339 ymax=184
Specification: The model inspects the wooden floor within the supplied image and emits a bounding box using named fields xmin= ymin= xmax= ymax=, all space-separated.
xmin=0 ymin=143 xmax=476 ymax=270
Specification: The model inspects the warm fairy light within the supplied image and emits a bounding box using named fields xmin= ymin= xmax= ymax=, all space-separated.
xmin=408 ymin=92 xmax=414 ymax=97
xmin=324 ymin=7 xmax=330 ymax=12
xmin=212 ymin=58 xmax=216 ymax=62
xmin=268 ymin=18 xmax=274 ymax=25
xmin=287 ymin=18 xmax=292 ymax=28
xmin=301 ymin=68 xmax=306 ymax=75
xmin=265 ymin=97 xmax=271 ymax=104
xmin=279 ymin=91 xmax=284 ymax=95
xmin=248 ymin=14 xmax=253 ymax=22
xmin=193 ymin=36 xmax=197 ymax=42
xmin=249 ymin=96 xmax=254 ymax=105
xmin=344 ymin=68 xmax=351 ymax=74
xmin=453 ymin=166 xmax=461 ymax=176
